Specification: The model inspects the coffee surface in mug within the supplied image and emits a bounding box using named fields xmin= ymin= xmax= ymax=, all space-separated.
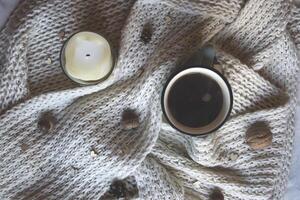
xmin=168 ymin=73 xmax=223 ymax=128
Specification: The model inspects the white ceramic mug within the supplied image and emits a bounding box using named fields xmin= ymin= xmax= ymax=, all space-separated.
xmin=162 ymin=67 xmax=233 ymax=136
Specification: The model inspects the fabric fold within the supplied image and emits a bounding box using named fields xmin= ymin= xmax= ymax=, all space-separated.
xmin=0 ymin=0 xmax=299 ymax=199
xmin=134 ymin=157 xmax=184 ymax=200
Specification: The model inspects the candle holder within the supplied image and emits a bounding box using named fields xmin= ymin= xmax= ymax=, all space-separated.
xmin=60 ymin=31 xmax=116 ymax=85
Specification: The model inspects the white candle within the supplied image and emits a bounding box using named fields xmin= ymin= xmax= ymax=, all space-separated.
xmin=61 ymin=31 xmax=114 ymax=84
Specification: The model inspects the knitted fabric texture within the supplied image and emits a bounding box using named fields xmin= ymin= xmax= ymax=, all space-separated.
xmin=0 ymin=0 xmax=299 ymax=199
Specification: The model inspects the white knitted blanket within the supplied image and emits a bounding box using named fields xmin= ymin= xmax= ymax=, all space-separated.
xmin=0 ymin=0 xmax=299 ymax=199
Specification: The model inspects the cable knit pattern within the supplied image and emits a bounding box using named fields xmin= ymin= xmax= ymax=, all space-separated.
xmin=0 ymin=0 xmax=299 ymax=199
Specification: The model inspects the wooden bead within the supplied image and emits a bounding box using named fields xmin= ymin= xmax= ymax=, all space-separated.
xmin=140 ymin=23 xmax=153 ymax=44
xmin=38 ymin=112 xmax=56 ymax=132
xmin=246 ymin=121 xmax=272 ymax=150
xmin=209 ymin=188 xmax=224 ymax=200
xmin=101 ymin=179 xmax=138 ymax=199
xmin=121 ymin=110 xmax=139 ymax=130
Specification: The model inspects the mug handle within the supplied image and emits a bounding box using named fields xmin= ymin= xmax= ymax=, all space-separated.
xmin=184 ymin=45 xmax=216 ymax=68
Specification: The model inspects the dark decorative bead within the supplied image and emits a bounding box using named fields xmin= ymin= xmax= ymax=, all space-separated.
xmin=100 ymin=178 xmax=139 ymax=200
xmin=209 ymin=188 xmax=224 ymax=200
xmin=140 ymin=22 xmax=153 ymax=44
xmin=38 ymin=112 xmax=56 ymax=132
xmin=121 ymin=109 xmax=139 ymax=130
xmin=109 ymin=180 xmax=126 ymax=198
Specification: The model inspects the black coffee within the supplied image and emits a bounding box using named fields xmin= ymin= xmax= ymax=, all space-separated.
xmin=168 ymin=73 xmax=223 ymax=128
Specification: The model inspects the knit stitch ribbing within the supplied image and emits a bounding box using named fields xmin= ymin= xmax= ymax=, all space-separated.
xmin=0 ymin=0 xmax=299 ymax=199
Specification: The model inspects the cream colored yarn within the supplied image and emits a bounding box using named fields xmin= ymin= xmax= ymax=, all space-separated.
xmin=0 ymin=0 xmax=299 ymax=199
